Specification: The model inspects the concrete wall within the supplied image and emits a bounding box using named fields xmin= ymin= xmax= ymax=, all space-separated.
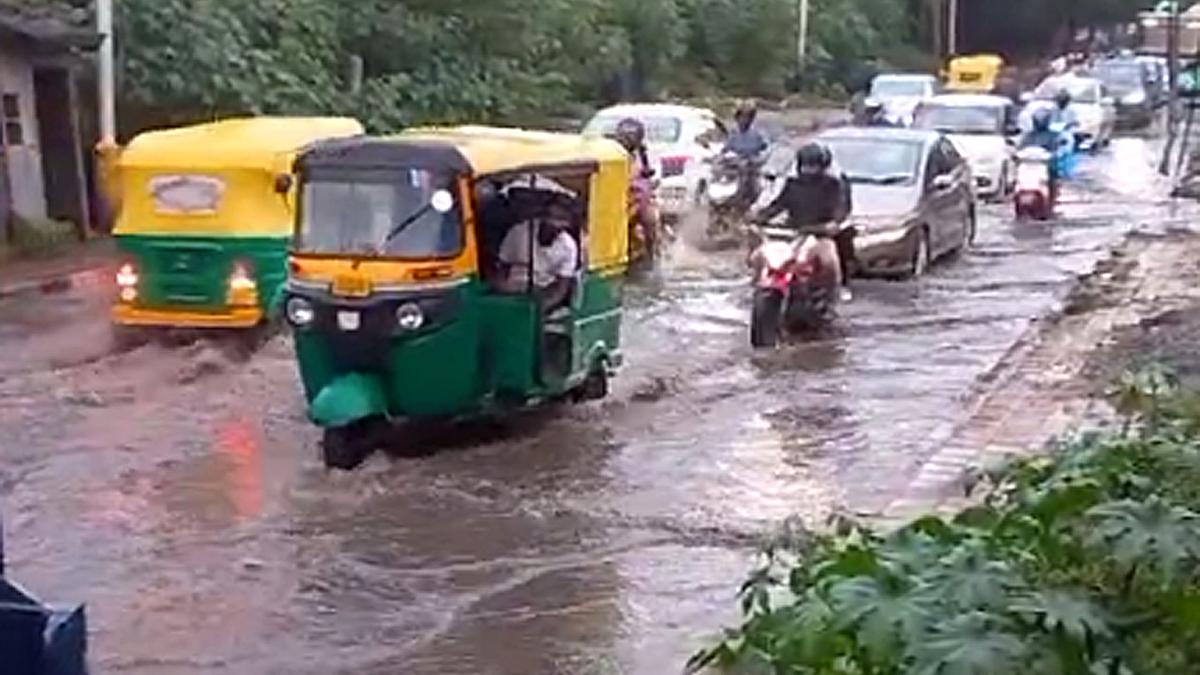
xmin=0 ymin=44 xmax=45 ymax=220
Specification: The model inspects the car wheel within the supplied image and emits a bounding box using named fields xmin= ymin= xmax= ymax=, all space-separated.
xmin=907 ymin=227 xmax=931 ymax=279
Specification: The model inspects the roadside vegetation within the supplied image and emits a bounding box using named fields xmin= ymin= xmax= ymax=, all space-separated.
xmin=690 ymin=367 xmax=1200 ymax=674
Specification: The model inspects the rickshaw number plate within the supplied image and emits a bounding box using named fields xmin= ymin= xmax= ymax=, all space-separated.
xmin=332 ymin=274 xmax=371 ymax=298
xmin=960 ymin=72 xmax=981 ymax=81
xmin=337 ymin=311 xmax=361 ymax=332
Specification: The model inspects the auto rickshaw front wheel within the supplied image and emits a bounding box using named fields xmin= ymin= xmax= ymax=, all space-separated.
xmin=321 ymin=417 xmax=384 ymax=471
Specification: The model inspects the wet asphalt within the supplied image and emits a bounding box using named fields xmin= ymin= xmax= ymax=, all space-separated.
xmin=0 ymin=134 xmax=1188 ymax=674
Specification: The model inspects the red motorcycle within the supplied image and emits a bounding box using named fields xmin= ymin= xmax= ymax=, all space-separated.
xmin=748 ymin=225 xmax=843 ymax=348
xmin=1013 ymin=147 xmax=1054 ymax=221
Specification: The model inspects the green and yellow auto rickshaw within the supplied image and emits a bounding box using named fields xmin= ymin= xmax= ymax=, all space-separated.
xmin=111 ymin=117 xmax=363 ymax=333
xmin=283 ymin=126 xmax=631 ymax=468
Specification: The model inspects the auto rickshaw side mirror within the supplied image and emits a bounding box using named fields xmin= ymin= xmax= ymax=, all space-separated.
xmin=274 ymin=174 xmax=294 ymax=194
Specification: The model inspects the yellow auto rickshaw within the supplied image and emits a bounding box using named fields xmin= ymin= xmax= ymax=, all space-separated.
xmin=111 ymin=117 xmax=363 ymax=333
xmin=282 ymin=126 xmax=630 ymax=468
xmin=946 ymin=53 xmax=1005 ymax=94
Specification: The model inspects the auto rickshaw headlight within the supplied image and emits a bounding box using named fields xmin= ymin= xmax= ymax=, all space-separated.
xmin=286 ymin=296 xmax=315 ymax=327
xmin=395 ymin=302 xmax=424 ymax=331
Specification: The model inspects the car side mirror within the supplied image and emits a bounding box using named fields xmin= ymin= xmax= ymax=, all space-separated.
xmin=274 ymin=173 xmax=294 ymax=194
xmin=931 ymin=174 xmax=954 ymax=191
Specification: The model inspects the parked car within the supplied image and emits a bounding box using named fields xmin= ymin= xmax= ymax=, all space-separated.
xmin=1019 ymin=75 xmax=1116 ymax=151
xmin=869 ymin=73 xmax=941 ymax=127
xmin=913 ymin=94 xmax=1017 ymax=200
xmin=816 ymin=127 xmax=977 ymax=278
xmin=582 ymin=103 xmax=727 ymax=223
xmin=1089 ymin=58 xmax=1156 ymax=128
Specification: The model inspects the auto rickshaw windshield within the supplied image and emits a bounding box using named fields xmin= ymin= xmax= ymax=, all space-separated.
xmin=296 ymin=167 xmax=463 ymax=258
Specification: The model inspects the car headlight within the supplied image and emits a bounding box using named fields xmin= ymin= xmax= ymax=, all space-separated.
xmin=395 ymin=302 xmax=424 ymax=331
xmin=286 ymin=296 xmax=315 ymax=327
xmin=1122 ymin=91 xmax=1146 ymax=105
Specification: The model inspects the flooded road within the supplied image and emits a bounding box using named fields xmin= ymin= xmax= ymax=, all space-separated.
xmin=0 ymin=137 xmax=1188 ymax=674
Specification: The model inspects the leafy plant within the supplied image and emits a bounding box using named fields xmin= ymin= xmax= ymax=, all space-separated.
xmin=693 ymin=370 xmax=1200 ymax=674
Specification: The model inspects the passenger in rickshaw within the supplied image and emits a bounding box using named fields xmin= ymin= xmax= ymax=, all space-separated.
xmin=491 ymin=190 xmax=581 ymax=311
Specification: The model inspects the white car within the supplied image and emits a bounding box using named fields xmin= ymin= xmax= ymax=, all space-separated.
xmin=582 ymin=103 xmax=727 ymax=221
xmin=869 ymin=73 xmax=940 ymax=127
xmin=1019 ymin=74 xmax=1116 ymax=151
xmin=913 ymin=94 xmax=1017 ymax=200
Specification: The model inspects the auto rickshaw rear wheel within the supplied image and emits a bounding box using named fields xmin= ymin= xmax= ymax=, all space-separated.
xmin=322 ymin=418 xmax=383 ymax=470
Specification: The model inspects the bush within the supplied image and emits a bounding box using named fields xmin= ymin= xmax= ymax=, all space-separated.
xmin=691 ymin=368 xmax=1200 ymax=674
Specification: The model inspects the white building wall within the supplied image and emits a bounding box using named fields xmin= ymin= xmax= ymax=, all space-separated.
xmin=0 ymin=45 xmax=45 ymax=219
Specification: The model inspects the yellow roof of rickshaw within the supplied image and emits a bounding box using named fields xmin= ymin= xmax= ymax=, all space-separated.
xmin=951 ymin=54 xmax=1005 ymax=66
xmin=120 ymin=116 xmax=364 ymax=172
xmin=395 ymin=125 xmax=629 ymax=176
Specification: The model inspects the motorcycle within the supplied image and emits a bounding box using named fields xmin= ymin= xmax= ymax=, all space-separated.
xmin=1013 ymin=147 xmax=1054 ymax=220
xmin=706 ymin=152 xmax=763 ymax=238
xmin=1013 ymin=125 xmax=1074 ymax=221
xmin=748 ymin=225 xmax=843 ymax=348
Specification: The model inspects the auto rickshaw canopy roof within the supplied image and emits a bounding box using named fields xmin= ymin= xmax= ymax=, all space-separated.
xmin=297 ymin=125 xmax=629 ymax=178
xmin=120 ymin=117 xmax=365 ymax=173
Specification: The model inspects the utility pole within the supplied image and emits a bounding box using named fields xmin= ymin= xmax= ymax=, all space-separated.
xmin=97 ymin=0 xmax=115 ymax=143
xmin=1160 ymin=0 xmax=1182 ymax=176
xmin=797 ymin=0 xmax=810 ymax=66
xmin=947 ymin=0 xmax=959 ymax=56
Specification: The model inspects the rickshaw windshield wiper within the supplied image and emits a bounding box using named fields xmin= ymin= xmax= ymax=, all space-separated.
xmin=376 ymin=203 xmax=434 ymax=253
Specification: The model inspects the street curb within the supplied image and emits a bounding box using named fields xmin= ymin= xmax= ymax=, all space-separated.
xmin=0 ymin=264 xmax=111 ymax=301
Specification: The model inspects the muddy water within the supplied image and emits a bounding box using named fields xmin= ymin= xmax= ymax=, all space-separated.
xmin=0 ymin=138 xmax=1186 ymax=674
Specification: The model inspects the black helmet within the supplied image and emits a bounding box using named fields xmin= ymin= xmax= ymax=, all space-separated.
xmin=1032 ymin=108 xmax=1053 ymax=131
xmin=612 ymin=117 xmax=646 ymax=151
xmin=1055 ymin=89 xmax=1072 ymax=108
xmin=796 ymin=142 xmax=832 ymax=172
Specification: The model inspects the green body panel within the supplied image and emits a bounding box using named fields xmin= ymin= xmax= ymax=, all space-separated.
xmin=292 ymin=272 xmax=624 ymax=427
xmin=117 ymin=234 xmax=289 ymax=313
xmin=310 ymin=373 xmax=388 ymax=427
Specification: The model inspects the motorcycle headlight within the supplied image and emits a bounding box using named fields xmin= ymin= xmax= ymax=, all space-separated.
xmin=286 ymin=296 xmax=315 ymax=327
xmin=395 ymin=302 xmax=425 ymax=331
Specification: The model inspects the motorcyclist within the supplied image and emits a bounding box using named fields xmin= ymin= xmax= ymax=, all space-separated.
xmin=862 ymin=98 xmax=896 ymax=127
xmin=724 ymin=100 xmax=769 ymax=160
xmin=722 ymin=101 xmax=769 ymax=205
xmin=1050 ymin=89 xmax=1078 ymax=130
xmin=752 ymin=142 xmax=856 ymax=300
xmin=1020 ymin=108 xmax=1062 ymax=205
xmin=611 ymin=117 xmax=662 ymax=254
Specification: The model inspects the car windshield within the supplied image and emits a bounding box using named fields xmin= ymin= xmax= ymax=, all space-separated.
xmin=1033 ymin=78 xmax=1100 ymax=103
xmin=583 ymin=114 xmax=683 ymax=144
xmin=826 ymin=138 xmax=923 ymax=186
xmin=914 ymin=104 xmax=1003 ymax=134
xmin=871 ymin=78 xmax=929 ymax=97
xmin=1091 ymin=63 xmax=1144 ymax=93
xmin=297 ymin=168 xmax=462 ymax=258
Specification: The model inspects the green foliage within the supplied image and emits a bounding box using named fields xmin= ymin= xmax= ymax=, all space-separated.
xmin=692 ymin=370 xmax=1200 ymax=674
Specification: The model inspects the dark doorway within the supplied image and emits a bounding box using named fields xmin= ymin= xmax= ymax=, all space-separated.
xmin=33 ymin=66 xmax=89 ymax=239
